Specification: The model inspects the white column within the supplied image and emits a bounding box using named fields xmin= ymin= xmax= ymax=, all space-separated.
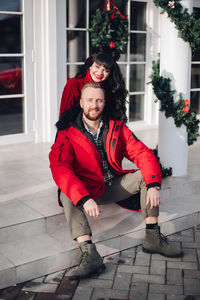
xmin=34 ymin=0 xmax=58 ymax=142
xmin=158 ymin=0 xmax=192 ymax=176
xmin=146 ymin=0 xmax=161 ymax=126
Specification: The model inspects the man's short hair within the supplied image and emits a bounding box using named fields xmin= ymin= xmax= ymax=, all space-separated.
xmin=81 ymin=82 xmax=105 ymax=98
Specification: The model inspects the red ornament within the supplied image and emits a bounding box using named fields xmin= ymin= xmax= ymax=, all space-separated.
xmin=117 ymin=10 xmax=126 ymax=19
xmin=109 ymin=41 xmax=115 ymax=48
xmin=184 ymin=99 xmax=190 ymax=106
xmin=120 ymin=14 xmax=126 ymax=20
xmin=168 ymin=1 xmax=175 ymax=9
xmin=182 ymin=106 xmax=190 ymax=113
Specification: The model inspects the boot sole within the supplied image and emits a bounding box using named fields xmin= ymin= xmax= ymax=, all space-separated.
xmin=67 ymin=264 xmax=106 ymax=281
xmin=142 ymin=247 xmax=183 ymax=258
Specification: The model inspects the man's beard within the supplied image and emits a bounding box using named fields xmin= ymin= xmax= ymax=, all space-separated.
xmin=83 ymin=108 xmax=102 ymax=121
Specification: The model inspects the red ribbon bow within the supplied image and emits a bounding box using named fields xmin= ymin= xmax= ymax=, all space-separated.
xmin=107 ymin=0 xmax=125 ymax=20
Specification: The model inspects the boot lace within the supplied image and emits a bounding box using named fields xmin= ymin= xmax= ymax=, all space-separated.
xmin=158 ymin=232 xmax=168 ymax=247
xmin=79 ymin=251 xmax=90 ymax=265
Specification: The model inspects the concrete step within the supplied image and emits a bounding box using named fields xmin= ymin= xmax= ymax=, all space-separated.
xmin=0 ymin=211 xmax=199 ymax=289
xmin=1 ymin=176 xmax=200 ymax=245
xmin=0 ymin=188 xmax=200 ymax=289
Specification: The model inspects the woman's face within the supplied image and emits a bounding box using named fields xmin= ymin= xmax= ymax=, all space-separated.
xmin=89 ymin=62 xmax=110 ymax=83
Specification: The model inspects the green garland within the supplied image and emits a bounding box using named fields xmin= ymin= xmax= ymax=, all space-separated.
xmin=90 ymin=8 xmax=129 ymax=53
xmin=153 ymin=0 xmax=200 ymax=50
xmin=150 ymin=59 xmax=200 ymax=146
xmin=153 ymin=148 xmax=172 ymax=178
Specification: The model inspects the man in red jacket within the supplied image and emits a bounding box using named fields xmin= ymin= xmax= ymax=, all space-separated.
xmin=49 ymin=82 xmax=182 ymax=280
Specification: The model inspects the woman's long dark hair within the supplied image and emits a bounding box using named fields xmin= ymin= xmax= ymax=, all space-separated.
xmin=76 ymin=46 xmax=128 ymax=123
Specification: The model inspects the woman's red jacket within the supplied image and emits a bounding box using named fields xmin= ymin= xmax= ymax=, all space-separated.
xmin=49 ymin=120 xmax=161 ymax=206
xmin=59 ymin=70 xmax=101 ymax=118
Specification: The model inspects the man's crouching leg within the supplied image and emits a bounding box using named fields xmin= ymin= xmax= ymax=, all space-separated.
xmin=138 ymin=173 xmax=183 ymax=257
xmin=61 ymin=192 xmax=105 ymax=280
xmin=66 ymin=239 xmax=105 ymax=280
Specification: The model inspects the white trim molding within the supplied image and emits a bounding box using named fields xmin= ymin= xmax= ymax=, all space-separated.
xmin=33 ymin=0 xmax=58 ymax=143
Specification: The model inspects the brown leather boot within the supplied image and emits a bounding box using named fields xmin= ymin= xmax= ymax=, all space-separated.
xmin=66 ymin=242 xmax=105 ymax=280
xmin=143 ymin=226 xmax=183 ymax=257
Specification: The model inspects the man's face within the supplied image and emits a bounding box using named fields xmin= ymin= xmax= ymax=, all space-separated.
xmin=80 ymin=87 xmax=105 ymax=121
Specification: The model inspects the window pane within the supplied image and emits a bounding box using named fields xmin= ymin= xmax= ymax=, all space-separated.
xmin=67 ymin=31 xmax=86 ymax=62
xmin=0 ymin=0 xmax=21 ymax=12
xmin=118 ymin=64 xmax=126 ymax=82
xmin=191 ymin=91 xmax=200 ymax=114
xmin=89 ymin=0 xmax=128 ymax=28
xmin=191 ymin=65 xmax=200 ymax=89
xmin=131 ymin=2 xmax=146 ymax=31
xmin=192 ymin=50 xmax=200 ymax=62
xmin=130 ymin=33 xmax=146 ymax=62
xmin=0 ymin=97 xmax=24 ymax=135
xmin=129 ymin=94 xmax=144 ymax=121
xmin=192 ymin=8 xmax=200 ymax=61
xmin=130 ymin=64 xmax=145 ymax=92
xmin=0 ymin=14 xmax=22 ymax=53
xmin=0 ymin=57 xmax=23 ymax=96
xmin=118 ymin=51 xmax=127 ymax=62
xmin=67 ymin=64 xmax=82 ymax=79
xmin=66 ymin=0 xmax=86 ymax=28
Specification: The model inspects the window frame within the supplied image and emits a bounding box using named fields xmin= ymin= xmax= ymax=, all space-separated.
xmin=0 ymin=0 xmax=35 ymax=144
xmin=66 ymin=0 xmax=149 ymax=123
xmin=191 ymin=5 xmax=200 ymax=117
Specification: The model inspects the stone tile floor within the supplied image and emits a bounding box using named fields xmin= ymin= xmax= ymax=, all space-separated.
xmin=0 ymin=225 xmax=199 ymax=300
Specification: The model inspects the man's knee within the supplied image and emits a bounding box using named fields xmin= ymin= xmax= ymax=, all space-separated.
xmin=136 ymin=170 xmax=145 ymax=185
xmin=134 ymin=170 xmax=146 ymax=188
xmin=143 ymin=206 xmax=159 ymax=219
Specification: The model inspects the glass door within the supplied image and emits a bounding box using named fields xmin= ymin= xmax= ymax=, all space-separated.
xmin=66 ymin=0 xmax=147 ymax=122
xmin=191 ymin=7 xmax=200 ymax=116
xmin=0 ymin=0 xmax=34 ymax=143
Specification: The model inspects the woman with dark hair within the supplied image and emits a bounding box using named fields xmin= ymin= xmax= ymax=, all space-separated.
xmin=59 ymin=46 xmax=128 ymax=123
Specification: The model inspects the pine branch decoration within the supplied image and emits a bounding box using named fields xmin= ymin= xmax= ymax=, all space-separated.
xmin=150 ymin=59 xmax=200 ymax=146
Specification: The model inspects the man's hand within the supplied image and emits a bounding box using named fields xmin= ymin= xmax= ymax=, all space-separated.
xmin=146 ymin=187 xmax=161 ymax=210
xmin=83 ymin=198 xmax=101 ymax=217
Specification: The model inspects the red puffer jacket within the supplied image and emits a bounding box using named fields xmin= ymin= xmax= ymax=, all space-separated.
xmin=49 ymin=120 xmax=162 ymax=206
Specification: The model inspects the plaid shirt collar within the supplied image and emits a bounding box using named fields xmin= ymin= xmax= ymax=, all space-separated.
xmin=82 ymin=118 xmax=104 ymax=141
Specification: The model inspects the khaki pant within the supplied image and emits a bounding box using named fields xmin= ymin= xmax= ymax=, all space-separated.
xmin=61 ymin=170 xmax=159 ymax=240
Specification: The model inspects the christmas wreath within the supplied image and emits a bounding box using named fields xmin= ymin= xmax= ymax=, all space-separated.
xmin=150 ymin=59 xmax=200 ymax=146
xmin=90 ymin=1 xmax=129 ymax=53
xmin=153 ymin=0 xmax=200 ymax=50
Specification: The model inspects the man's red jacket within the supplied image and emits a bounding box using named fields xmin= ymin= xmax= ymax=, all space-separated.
xmin=49 ymin=119 xmax=162 ymax=206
